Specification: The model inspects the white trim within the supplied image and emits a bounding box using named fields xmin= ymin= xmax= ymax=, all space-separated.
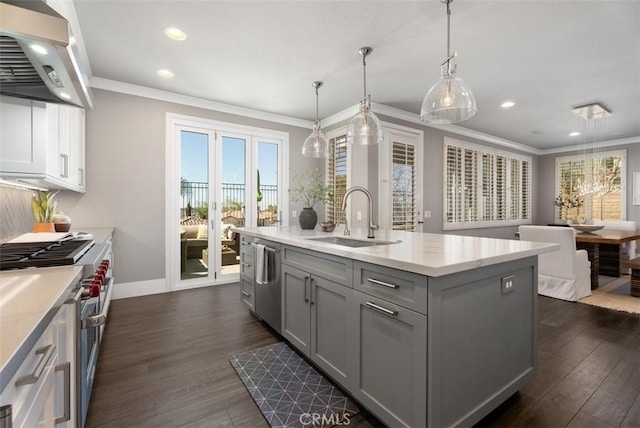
xmin=111 ymin=278 xmax=167 ymax=300
xmin=90 ymin=77 xmax=640 ymax=155
xmin=91 ymin=77 xmax=313 ymax=129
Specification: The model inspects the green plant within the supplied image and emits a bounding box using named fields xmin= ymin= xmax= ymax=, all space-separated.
xmin=31 ymin=190 xmax=59 ymax=223
xmin=290 ymin=169 xmax=333 ymax=209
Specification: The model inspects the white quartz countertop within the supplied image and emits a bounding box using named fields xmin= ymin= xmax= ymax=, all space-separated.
xmin=0 ymin=266 xmax=82 ymax=392
xmin=234 ymin=226 xmax=558 ymax=277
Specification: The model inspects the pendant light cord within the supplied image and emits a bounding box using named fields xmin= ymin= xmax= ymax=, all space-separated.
xmin=446 ymin=0 xmax=451 ymax=58
xmin=315 ymin=85 xmax=319 ymax=122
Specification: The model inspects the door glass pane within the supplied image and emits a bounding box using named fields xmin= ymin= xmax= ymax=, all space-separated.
xmin=221 ymin=137 xmax=246 ymax=274
xmin=180 ymin=131 xmax=209 ymax=280
xmin=257 ymin=141 xmax=279 ymax=227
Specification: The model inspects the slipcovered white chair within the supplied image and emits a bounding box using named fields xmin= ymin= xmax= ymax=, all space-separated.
xmin=518 ymin=225 xmax=591 ymax=301
xmin=591 ymin=220 xmax=637 ymax=261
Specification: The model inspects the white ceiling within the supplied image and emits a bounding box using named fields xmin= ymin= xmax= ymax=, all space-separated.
xmin=73 ymin=0 xmax=640 ymax=150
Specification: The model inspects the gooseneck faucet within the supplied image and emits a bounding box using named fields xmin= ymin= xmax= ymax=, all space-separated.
xmin=341 ymin=186 xmax=377 ymax=239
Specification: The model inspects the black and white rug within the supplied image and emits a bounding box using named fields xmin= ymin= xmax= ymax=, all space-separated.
xmin=230 ymin=342 xmax=359 ymax=428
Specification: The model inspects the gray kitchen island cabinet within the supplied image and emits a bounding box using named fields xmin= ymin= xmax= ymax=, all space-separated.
xmin=281 ymin=261 xmax=353 ymax=388
xmin=234 ymin=226 xmax=554 ymax=428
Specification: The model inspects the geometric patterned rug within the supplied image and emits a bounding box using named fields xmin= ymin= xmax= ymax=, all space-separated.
xmin=230 ymin=342 xmax=359 ymax=428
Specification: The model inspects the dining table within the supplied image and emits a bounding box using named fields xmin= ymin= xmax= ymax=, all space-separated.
xmin=574 ymin=228 xmax=640 ymax=288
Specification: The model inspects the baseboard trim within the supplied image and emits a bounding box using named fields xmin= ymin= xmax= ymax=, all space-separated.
xmin=112 ymin=278 xmax=167 ymax=300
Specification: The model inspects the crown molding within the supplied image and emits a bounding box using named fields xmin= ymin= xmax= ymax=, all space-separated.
xmin=90 ymin=77 xmax=314 ymax=129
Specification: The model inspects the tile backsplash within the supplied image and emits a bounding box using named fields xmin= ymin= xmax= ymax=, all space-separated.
xmin=0 ymin=185 xmax=34 ymax=239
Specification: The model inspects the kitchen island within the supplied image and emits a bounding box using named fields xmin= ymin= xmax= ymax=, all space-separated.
xmin=236 ymin=226 xmax=557 ymax=428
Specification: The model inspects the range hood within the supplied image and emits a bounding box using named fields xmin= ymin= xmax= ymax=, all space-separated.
xmin=0 ymin=0 xmax=93 ymax=109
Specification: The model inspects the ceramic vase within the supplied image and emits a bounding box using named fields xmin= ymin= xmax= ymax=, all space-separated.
xmin=298 ymin=207 xmax=318 ymax=230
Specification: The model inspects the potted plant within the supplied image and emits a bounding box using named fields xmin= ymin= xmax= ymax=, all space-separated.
xmin=31 ymin=190 xmax=59 ymax=232
xmin=290 ymin=169 xmax=333 ymax=229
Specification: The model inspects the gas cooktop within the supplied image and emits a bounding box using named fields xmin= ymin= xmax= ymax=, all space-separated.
xmin=0 ymin=239 xmax=95 ymax=270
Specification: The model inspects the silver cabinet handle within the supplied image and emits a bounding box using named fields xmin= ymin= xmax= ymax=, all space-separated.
xmin=79 ymin=168 xmax=84 ymax=186
xmin=303 ymin=276 xmax=310 ymax=303
xmin=365 ymin=301 xmax=398 ymax=316
xmin=54 ymin=362 xmax=71 ymax=424
xmin=367 ymin=278 xmax=399 ymax=289
xmin=241 ymin=290 xmax=251 ymax=298
xmin=310 ymin=278 xmax=315 ymax=305
xmin=242 ymin=262 xmax=251 ymax=267
xmin=16 ymin=344 xmax=56 ymax=386
xmin=60 ymin=154 xmax=69 ymax=178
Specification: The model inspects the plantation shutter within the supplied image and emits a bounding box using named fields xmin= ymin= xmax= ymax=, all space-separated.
xmin=496 ymin=156 xmax=507 ymax=220
xmin=509 ymin=159 xmax=521 ymax=219
xmin=326 ymin=135 xmax=347 ymax=223
xmin=446 ymin=145 xmax=462 ymax=223
xmin=463 ymin=149 xmax=478 ymax=222
xmin=392 ymin=141 xmax=416 ymax=230
xmin=482 ymin=153 xmax=495 ymax=221
xmin=521 ymin=160 xmax=531 ymax=220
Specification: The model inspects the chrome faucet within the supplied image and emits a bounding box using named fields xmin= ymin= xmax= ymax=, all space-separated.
xmin=341 ymin=186 xmax=377 ymax=239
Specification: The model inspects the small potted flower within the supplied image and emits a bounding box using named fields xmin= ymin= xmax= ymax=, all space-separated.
xmin=31 ymin=190 xmax=59 ymax=232
xmin=290 ymin=169 xmax=333 ymax=230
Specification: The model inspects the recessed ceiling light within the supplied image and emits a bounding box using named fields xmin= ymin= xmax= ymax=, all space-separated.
xmin=30 ymin=44 xmax=47 ymax=55
xmin=569 ymin=131 xmax=581 ymax=137
xmin=164 ymin=27 xmax=187 ymax=41
xmin=59 ymin=93 xmax=71 ymax=100
xmin=500 ymin=101 xmax=515 ymax=109
xmin=157 ymin=69 xmax=175 ymax=79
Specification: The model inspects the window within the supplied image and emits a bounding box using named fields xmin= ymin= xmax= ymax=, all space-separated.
xmin=392 ymin=141 xmax=416 ymax=230
xmin=444 ymin=138 xmax=531 ymax=229
xmin=326 ymin=134 xmax=348 ymax=223
xmin=554 ymin=150 xmax=626 ymax=221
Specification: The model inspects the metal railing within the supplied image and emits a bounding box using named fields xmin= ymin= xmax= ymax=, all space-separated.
xmin=180 ymin=181 xmax=278 ymax=226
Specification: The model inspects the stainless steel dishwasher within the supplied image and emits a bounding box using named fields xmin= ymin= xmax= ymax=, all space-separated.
xmin=253 ymin=239 xmax=281 ymax=334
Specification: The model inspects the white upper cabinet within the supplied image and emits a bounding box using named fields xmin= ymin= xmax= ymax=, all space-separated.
xmin=0 ymin=96 xmax=86 ymax=192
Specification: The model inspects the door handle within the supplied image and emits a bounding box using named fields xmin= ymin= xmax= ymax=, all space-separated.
xmin=303 ymin=276 xmax=310 ymax=303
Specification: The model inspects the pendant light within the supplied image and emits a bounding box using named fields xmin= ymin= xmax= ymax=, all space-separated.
xmin=302 ymin=81 xmax=329 ymax=158
xmin=421 ymin=0 xmax=477 ymax=124
xmin=346 ymin=47 xmax=383 ymax=145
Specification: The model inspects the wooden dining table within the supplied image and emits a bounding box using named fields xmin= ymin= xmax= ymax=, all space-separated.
xmin=574 ymin=228 xmax=640 ymax=288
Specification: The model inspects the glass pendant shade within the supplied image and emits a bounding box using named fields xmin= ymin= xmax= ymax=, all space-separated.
xmin=346 ymin=99 xmax=384 ymax=145
xmin=302 ymin=121 xmax=329 ymax=158
xmin=420 ymin=70 xmax=477 ymax=124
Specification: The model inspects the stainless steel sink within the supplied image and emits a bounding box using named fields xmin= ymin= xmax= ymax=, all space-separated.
xmin=306 ymin=236 xmax=399 ymax=248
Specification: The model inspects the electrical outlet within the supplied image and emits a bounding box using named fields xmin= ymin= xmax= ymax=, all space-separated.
xmin=501 ymin=275 xmax=515 ymax=294
xmin=357 ymin=211 xmax=362 ymax=221
xmin=424 ymin=211 xmax=432 ymax=219
xmin=292 ymin=210 xmax=297 ymax=218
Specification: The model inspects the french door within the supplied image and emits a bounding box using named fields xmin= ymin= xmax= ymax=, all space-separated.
xmin=166 ymin=114 xmax=288 ymax=291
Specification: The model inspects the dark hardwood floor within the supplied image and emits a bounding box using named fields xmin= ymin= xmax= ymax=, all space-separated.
xmin=87 ymin=283 xmax=639 ymax=428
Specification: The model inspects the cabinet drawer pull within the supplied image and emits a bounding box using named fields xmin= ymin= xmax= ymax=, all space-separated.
xmin=242 ymin=262 xmax=251 ymax=267
xmin=15 ymin=344 xmax=56 ymax=386
xmin=55 ymin=362 xmax=71 ymax=424
xmin=60 ymin=153 xmax=69 ymax=178
xmin=304 ymin=276 xmax=310 ymax=303
xmin=365 ymin=301 xmax=398 ymax=316
xmin=367 ymin=278 xmax=399 ymax=289
xmin=241 ymin=290 xmax=251 ymax=298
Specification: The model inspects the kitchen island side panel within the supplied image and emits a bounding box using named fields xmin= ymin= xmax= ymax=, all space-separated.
xmin=428 ymin=256 xmax=538 ymax=428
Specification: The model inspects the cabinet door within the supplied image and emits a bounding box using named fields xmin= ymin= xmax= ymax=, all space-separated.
xmin=351 ymin=289 xmax=427 ymax=428
xmin=0 ymin=96 xmax=47 ymax=174
xmin=281 ymin=264 xmax=310 ymax=356
xmin=68 ymin=106 xmax=86 ymax=189
xmin=310 ymin=275 xmax=352 ymax=388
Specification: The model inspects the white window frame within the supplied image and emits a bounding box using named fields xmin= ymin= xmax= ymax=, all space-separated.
xmin=554 ymin=149 xmax=627 ymax=221
xmin=325 ymin=126 xmax=350 ymax=224
xmin=443 ymin=137 xmax=532 ymax=230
